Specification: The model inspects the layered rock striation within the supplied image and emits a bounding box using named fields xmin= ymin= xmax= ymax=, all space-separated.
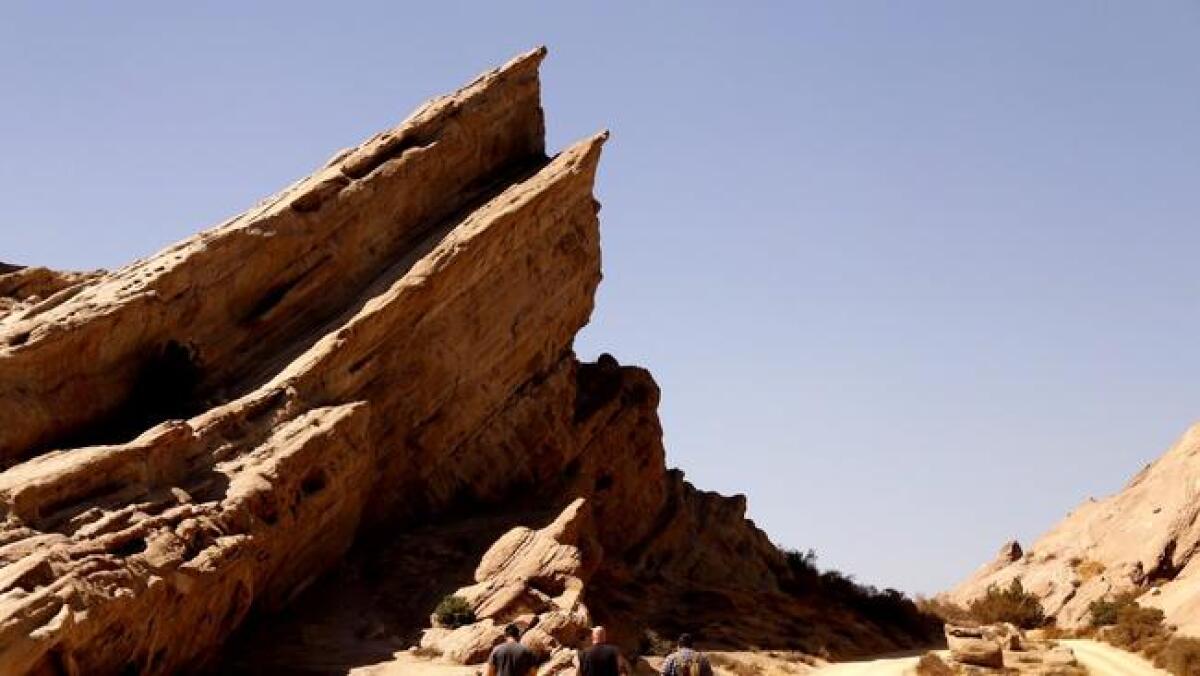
xmin=0 ymin=50 xmax=935 ymax=675
xmin=951 ymin=423 xmax=1200 ymax=634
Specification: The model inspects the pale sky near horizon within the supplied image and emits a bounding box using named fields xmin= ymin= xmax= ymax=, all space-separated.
xmin=2 ymin=3 xmax=1198 ymax=596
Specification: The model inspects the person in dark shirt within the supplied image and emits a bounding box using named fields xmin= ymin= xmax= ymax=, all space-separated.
xmin=485 ymin=624 xmax=537 ymax=676
xmin=576 ymin=626 xmax=629 ymax=676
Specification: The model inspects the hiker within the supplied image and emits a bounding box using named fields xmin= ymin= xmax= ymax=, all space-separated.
xmin=485 ymin=623 xmax=537 ymax=676
xmin=576 ymin=626 xmax=630 ymax=676
xmin=661 ymin=633 xmax=712 ymax=676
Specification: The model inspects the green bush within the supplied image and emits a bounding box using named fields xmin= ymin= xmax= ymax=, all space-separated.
xmin=1103 ymin=599 xmax=1167 ymax=655
xmin=1089 ymin=592 xmax=1140 ymax=627
xmin=967 ymin=578 xmax=1046 ymax=628
xmin=775 ymin=545 xmax=942 ymax=646
xmin=433 ymin=594 xmax=476 ymax=628
xmin=1092 ymin=594 xmax=1200 ymax=675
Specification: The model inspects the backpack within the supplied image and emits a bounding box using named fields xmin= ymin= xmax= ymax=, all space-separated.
xmin=674 ymin=650 xmax=702 ymax=676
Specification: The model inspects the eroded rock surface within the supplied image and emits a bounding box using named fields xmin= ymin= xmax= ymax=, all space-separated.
xmin=0 ymin=266 xmax=101 ymax=323
xmin=0 ymin=50 xmax=936 ymax=676
xmin=951 ymin=423 xmax=1200 ymax=634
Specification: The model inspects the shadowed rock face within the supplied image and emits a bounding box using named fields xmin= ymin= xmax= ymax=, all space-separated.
xmin=950 ymin=424 xmax=1200 ymax=634
xmin=0 ymin=51 xmax=935 ymax=676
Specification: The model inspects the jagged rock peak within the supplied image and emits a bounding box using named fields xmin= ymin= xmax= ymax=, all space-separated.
xmin=0 ymin=49 xmax=936 ymax=676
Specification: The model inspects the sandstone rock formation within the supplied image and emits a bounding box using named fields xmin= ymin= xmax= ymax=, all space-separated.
xmin=0 ymin=265 xmax=101 ymax=321
xmin=938 ymin=624 xmax=1081 ymax=674
xmin=951 ymin=423 xmax=1200 ymax=634
xmin=420 ymin=498 xmax=594 ymax=666
xmin=0 ymin=50 xmax=936 ymax=675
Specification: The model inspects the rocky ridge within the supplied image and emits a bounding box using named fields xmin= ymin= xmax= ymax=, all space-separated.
xmin=0 ymin=50 xmax=934 ymax=675
xmin=951 ymin=423 xmax=1200 ymax=634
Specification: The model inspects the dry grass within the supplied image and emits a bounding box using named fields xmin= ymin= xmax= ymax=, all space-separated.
xmin=765 ymin=650 xmax=818 ymax=667
xmin=1089 ymin=594 xmax=1200 ymax=675
xmin=915 ymin=595 xmax=973 ymax=625
xmin=914 ymin=653 xmax=955 ymax=676
xmin=1155 ymin=637 xmax=1200 ymax=676
xmin=709 ymin=653 xmax=765 ymax=676
xmin=1072 ymin=558 xmax=1106 ymax=582
xmin=409 ymin=645 xmax=442 ymax=659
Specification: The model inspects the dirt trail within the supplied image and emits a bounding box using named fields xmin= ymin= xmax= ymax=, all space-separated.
xmin=1061 ymin=640 xmax=1170 ymax=676
xmin=809 ymin=640 xmax=1169 ymax=675
xmin=809 ymin=653 xmax=923 ymax=675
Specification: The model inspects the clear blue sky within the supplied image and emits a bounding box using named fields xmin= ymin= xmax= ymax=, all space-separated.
xmin=3 ymin=3 xmax=1198 ymax=595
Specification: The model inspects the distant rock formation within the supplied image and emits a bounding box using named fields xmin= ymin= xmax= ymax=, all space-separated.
xmin=0 ymin=50 xmax=935 ymax=675
xmin=950 ymin=423 xmax=1200 ymax=633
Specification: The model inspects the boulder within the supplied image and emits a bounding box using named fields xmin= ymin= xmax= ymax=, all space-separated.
xmin=945 ymin=625 xmax=1003 ymax=668
xmin=420 ymin=620 xmax=505 ymax=664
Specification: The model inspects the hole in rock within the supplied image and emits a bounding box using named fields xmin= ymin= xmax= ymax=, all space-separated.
xmin=37 ymin=340 xmax=205 ymax=456
xmin=252 ymin=497 xmax=280 ymax=526
xmin=111 ymin=537 xmax=148 ymax=558
xmin=528 ymin=575 xmax=567 ymax=598
xmin=300 ymin=469 xmax=327 ymax=496
xmin=245 ymin=276 xmax=305 ymax=323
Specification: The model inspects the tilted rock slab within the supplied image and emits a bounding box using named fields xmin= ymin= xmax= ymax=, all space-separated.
xmin=0 ymin=49 xmax=607 ymax=675
xmin=950 ymin=423 xmax=1200 ymax=633
xmin=0 ymin=50 xmax=937 ymax=675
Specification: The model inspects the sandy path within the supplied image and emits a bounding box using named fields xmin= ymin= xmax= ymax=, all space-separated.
xmin=809 ymin=640 xmax=1169 ymax=676
xmin=348 ymin=653 xmax=479 ymax=675
xmin=1061 ymin=640 xmax=1170 ymax=676
xmin=808 ymin=653 xmax=922 ymax=675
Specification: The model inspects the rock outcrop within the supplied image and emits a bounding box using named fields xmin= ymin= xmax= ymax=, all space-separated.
xmin=0 ymin=50 xmax=937 ymax=675
xmin=933 ymin=624 xmax=1081 ymax=674
xmin=0 ymin=266 xmax=101 ymax=322
xmin=420 ymin=499 xmax=594 ymax=665
xmin=951 ymin=423 xmax=1200 ymax=634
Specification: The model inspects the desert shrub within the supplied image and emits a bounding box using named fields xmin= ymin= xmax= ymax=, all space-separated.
xmin=914 ymin=652 xmax=955 ymax=676
xmin=433 ymin=594 xmax=475 ymax=628
xmin=967 ymin=579 xmax=1046 ymax=628
xmin=774 ymin=545 xmax=941 ymax=645
xmin=1157 ymin=637 xmax=1200 ymax=676
xmin=915 ymin=595 xmax=973 ymax=625
xmin=1089 ymin=592 xmax=1140 ymax=627
xmin=1101 ymin=597 xmax=1168 ymax=655
xmin=1092 ymin=594 xmax=1200 ymax=673
xmin=779 ymin=547 xmax=821 ymax=594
